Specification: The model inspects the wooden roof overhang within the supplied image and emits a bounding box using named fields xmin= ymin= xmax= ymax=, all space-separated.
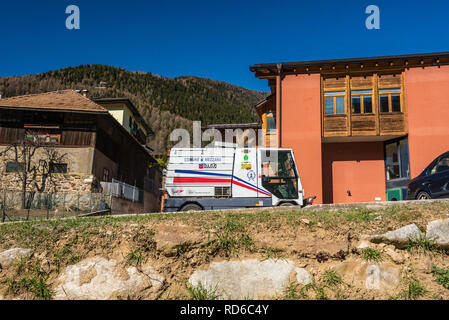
xmin=250 ymin=52 xmax=449 ymax=79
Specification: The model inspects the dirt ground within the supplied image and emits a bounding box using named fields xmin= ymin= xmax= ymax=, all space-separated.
xmin=0 ymin=202 xmax=448 ymax=300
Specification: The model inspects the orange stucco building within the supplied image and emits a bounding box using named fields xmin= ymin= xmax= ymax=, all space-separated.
xmin=251 ymin=52 xmax=449 ymax=204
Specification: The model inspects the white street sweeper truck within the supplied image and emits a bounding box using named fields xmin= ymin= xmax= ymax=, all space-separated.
xmin=163 ymin=147 xmax=315 ymax=212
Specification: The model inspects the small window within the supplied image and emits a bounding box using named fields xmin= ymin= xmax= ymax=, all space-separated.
xmin=325 ymin=97 xmax=334 ymax=114
xmin=25 ymin=129 xmax=61 ymax=144
xmin=129 ymin=116 xmax=133 ymax=127
xmin=380 ymin=95 xmax=389 ymax=112
xmin=103 ymin=168 xmax=110 ymax=181
xmin=49 ymin=163 xmax=68 ymax=173
xmin=352 ymin=96 xmax=361 ymax=114
xmin=324 ymin=91 xmax=346 ymax=115
xmin=335 ymin=97 xmax=345 ymax=114
xmin=379 ymin=89 xmax=402 ymax=113
xmin=391 ymin=95 xmax=401 ymax=112
xmin=266 ymin=113 xmax=276 ymax=133
xmin=363 ymin=96 xmax=373 ymax=113
xmin=351 ymin=90 xmax=372 ymax=114
xmin=6 ymin=162 xmax=24 ymax=173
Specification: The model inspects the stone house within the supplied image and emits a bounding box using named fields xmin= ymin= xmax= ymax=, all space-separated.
xmin=0 ymin=90 xmax=161 ymax=213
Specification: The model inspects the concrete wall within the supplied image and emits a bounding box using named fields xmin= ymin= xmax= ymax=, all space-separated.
xmin=103 ymin=103 xmax=147 ymax=136
xmin=144 ymin=191 xmax=161 ymax=213
xmin=322 ymin=142 xmax=386 ymax=204
xmin=281 ymin=74 xmax=323 ymax=203
xmin=107 ymin=106 xmax=125 ymax=127
xmin=406 ymin=65 xmax=449 ymax=177
xmin=111 ymin=196 xmax=145 ymax=215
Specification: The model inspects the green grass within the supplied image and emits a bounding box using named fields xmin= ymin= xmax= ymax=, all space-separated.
xmin=382 ymin=205 xmax=423 ymax=223
xmin=314 ymin=286 xmax=328 ymax=300
xmin=343 ymin=208 xmax=375 ymax=222
xmin=205 ymin=215 xmax=254 ymax=257
xmin=293 ymin=272 xmax=343 ymax=300
xmin=432 ymin=266 xmax=449 ymax=289
xmin=174 ymin=243 xmax=190 ymax=257
xmin=261 ymin=247 xmax=284 ymax=260
xmin=126 ymin=249 xmax=145 ymax=267
xmin=6 ymin=258 xmax=53 ymax=300
xmin=322 ymin=270 xmax=343 ymax=287
xmin=406 ymin=278 xmax=427 ymax=299
xmin=406 ymin=236 xmax=437 ymax=253
xmin=361 ymin=248 xmax=383 ymax=262
xmin=187 ymin=282 xmax=219 ymax=300
xmin=7 ymin=275 xmax=52 ymax=300
xmin=283 ymin=282 xmax=303 ymax=300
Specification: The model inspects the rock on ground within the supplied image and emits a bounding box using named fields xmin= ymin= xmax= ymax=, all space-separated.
xmin=370 ymin=224 xmax=423 ymax=247
xmin=54 ymin=257 xmax=165 ymax=300
xmin=334 ymin=260 xmax=401 ymax=290
xmin=154 ymin=224 xmax=204 ymax=253
xmin=384 ymin=247 xmax=408 ymax=264
xmin=0 ymin=248 xmax=32 ymax=268
xmin=426 ymin=219 xmax=449 ymax=248
xmin=188 ymin=259 xmax=312 ymax=299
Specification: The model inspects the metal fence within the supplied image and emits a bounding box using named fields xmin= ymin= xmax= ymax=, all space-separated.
xmin=101 ymin=179 xmax=143 ymax=203
xmin=0 ymin=191 xmax=113 ymax=222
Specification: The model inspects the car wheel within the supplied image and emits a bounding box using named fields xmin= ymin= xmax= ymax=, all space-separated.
xmin=416 ymin=191 xmax=432 ymax=200
xmin=279 ymin=202 xmax=295 ymax=207
xmin=180 ymin=203 xmax=203 ymax=212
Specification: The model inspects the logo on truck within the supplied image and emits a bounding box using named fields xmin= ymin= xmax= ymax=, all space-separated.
xmin=247 ymin=170 xmax=256 ymax=181
xmin=241 ymin=163 xmax=252 ymax=170
xmin=199 ymin=163 xmax=217 ymax=169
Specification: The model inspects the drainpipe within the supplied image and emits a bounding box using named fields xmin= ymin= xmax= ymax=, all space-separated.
xmin=276 ymin=64 xmax=282 ymax=148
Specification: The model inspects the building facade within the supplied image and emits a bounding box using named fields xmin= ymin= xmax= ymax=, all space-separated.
xmin=250 ymin=52 xmax=449 ymax=204
xmin=201 ymin=122 xmax=262 ymax=147
xmin=0 ymin=90 xmax=161 ymax=213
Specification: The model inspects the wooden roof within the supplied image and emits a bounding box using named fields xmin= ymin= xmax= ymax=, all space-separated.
xmin=0 ymin=90 xmax=108 ymax=113
xmin=250 ymin=51 xmax=449 ymax=78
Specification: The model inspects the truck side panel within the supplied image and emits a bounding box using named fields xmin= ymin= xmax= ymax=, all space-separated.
xmin=165 ymin=148 xmax=234 ymax=197
xmin=232 ymin=148 xmax=259 ymax=198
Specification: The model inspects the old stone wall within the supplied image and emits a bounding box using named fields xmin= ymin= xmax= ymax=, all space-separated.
xmin=0 ymin=146 xmax=97 ymax=193
xmin=0 ymin=172 xmax=97 ymax=194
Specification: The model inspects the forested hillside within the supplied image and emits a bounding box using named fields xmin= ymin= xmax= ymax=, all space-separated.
xmin=0 ymin=65 xmax=267 ymax=152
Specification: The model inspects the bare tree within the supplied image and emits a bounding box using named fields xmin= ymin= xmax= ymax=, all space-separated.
xmin=0 ymin=131 xmax=67 ymax=220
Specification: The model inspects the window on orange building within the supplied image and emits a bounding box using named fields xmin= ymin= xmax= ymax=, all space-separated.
xmin=266 ymin=113 xmax=276 ymax=133
xmin=379 ymin=88 xmax=402 ymax=113
xmin=351 ymin=90 xmax=373 ymax=114
xmin=324 ymin=91 xmax=345 ymax=115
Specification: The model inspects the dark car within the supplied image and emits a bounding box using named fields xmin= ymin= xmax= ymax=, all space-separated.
xmin=406 ymin=151 xmax=449 ymax=200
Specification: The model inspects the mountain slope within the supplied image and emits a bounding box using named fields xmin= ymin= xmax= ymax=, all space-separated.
xmin=0 ymin=65 xmax=268 ymax=153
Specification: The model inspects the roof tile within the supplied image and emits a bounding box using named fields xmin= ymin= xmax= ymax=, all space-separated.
xmin=0 ymin=90 xmax=108 ymax=113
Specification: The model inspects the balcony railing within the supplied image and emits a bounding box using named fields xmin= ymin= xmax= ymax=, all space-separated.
xmin=100 ymin=178 xmax=143 ymax=203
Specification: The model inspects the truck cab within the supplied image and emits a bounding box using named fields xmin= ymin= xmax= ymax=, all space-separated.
xmin=259 ymin=148 xmax=303 ymax=206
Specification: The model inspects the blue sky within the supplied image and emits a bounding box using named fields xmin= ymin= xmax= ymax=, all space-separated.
xmin=1 ymin=0 xmax=448 ymax=91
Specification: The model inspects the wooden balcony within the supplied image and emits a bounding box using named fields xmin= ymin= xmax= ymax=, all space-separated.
xmin=323 ymin=112 xmax=406 ymax=138
xmin=321 ymin=71 xmax=408 ymax=140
